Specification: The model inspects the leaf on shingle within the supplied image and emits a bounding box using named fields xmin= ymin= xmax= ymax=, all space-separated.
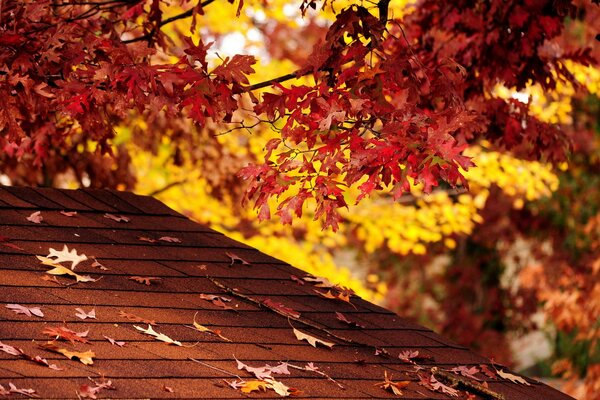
xmin=91 ymin=258 xmax=108 ymax=270
xmin=5 ymin=304 xmax=44 ymax=318
xmin=2 ymin=382 xmax=39 ymax=398
xmin=427 ymin=374 xmax=459 ymax=397
xmin=240 ymin=380 xmax=269 ymax=394
xmin=292 ymin=328 xmax=334 ymax=349
xmin=225 ymin=251 xmax=250 ymax=266
xmin=60 ymin=211 xmax=77 ymax=217
xmin=451 ymin=365 xmax=481 ymax=380
xmin=118 ymin=310 xmax=156 ymax=325
xmin=163 ymin=385 xmax=174 ymax=393
xmin=78 ymin=378 xmax=115 ymax=399
xmin=0 ymin=341 xmax=22 ymax=356
xmin=159 ymin=236 xmax=181 ymax=243
xmin=496 ymin=369 xmax=530 ymax=385
xmin=138 ymin=236 xmax=157 ymax=243
xmin=290 ymin=275 xmax=304 ymax=285
xmin=236 ymin=358 xmax=290 ymax=380
xmin=0 ymin=341 xmax=63 ymax=370
xmin=262 ymin=299 xmax=300 ymax=318
xmin=47 ymin=245 xmax=88 ymax=269
xmin=103 ymin=335 xmax=126 ymax=347
xmin=374 ymin=371 xmax=410 ymax=396
xmin=30 ymin=355 xmax=63 ymax=371
xmin=40 ymin=342 xmax=95 ymax=365
xmin=134 ymin=324 xmax=182 ymax=346
xmin=479 ymin=364 xmax=496 ymax=379
xmin=42 ymin=326 xmax=90 ymax=344
xmin=335 ymin=312 xmax=364 ymax=328
xmin=129 ymin=276 xmax=161 ymax=285
xmin=75 ymin=308 xmax=96 ymax=320
xmin=44 ymin=264 xmax=96 ymax=282
xmin=302 ymin=275 xmax=334 ymax=288
xmin=104 ymin=213 xmax=130 ymax=222
xmin=26 ymin=211 xmax=43 ymax=224
xmin=199 ymin=294 xmax=234 ymax=310
xmin=191 ymin=313 xmax=231 ymax=342
xmin=0 ymin=235 xmax=24 ymax=251
xmin=398 ymin=349 xmax=433 ymax=363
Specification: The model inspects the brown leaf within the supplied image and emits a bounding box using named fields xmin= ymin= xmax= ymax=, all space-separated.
xmin=262 ymin=299 xmax=300 ymax=318
xmin=225 ymin=251 xmax=250 ymax=266
xmin=335 ymin=312 xmax=364 ymax=328
xmin=91 ymin=258 xmax=108 ymax=270
xmin=103 ymin=335 xmax=126 ymax=347
xmin=451 ymin=365 xmax=481 ymax=380
xmin=374 ymin=371 xmax=410 ymax=396
xmin=104 ymin=213 xmax=130 ymax=223
xmin=479 ymin=364 xmax=496 ymax=379
xmin=290 ymin=275 xmax=304 ymax=285
xmin=26 ymin=211 xmax=43 ymax=224
xmin=163 ymin=385 xmax=174 ymax=393
xmin=60 ymin=210 xmax=77 ymax=217
xmin=191 ymin=312 xmax=231 ymax=342
xmin=43 ymin=263 xmax=96 ymax=283
xmin=118 ymin=310 xmax=156 ymax=325
xmin=40 ymin=342 xmax=95 ymax=365
xmin=0 ymin=235 xmax=24 ymax=251
xmin=129 ymin=276 xmax=161 ymax=285
xmin=138 ymin=236 xmax=157 ymax=243
xmin=292 ymin=328 xmax=334 ymax=349
xmin=158 ymin=236 xmax=181 ymax=243
xmin=5 ymin=303 xmax=44 ymax=318
xmin=42 ymin=326 xmax=90 ymax=344
xmin=199 ymin=294 xmax=234 ymax=310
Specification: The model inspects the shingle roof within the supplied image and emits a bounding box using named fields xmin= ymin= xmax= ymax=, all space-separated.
xmin=0 ymin=185 xmax=573 ymax=399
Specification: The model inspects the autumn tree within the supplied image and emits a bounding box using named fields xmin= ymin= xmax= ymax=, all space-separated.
xmin=1 ymin=0 xmax=599 ymax=397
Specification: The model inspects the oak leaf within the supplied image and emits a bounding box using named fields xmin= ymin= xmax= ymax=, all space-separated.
xmin=129 ymin=276 xmax=161 ymax=285
xmin=41 ymin=342 xmax=95 ymax=365
xmin=26 ymin=211 xmax=43 ymax=224
xmin=240 ymin=380 xmax=269 ymax=394
xmin=496 ymin=369 xmax=530 ymax=385
xmin=451 ymin=365 xmax=480 ymax=380
xmin=77 ymin=378 xmax=115 ymax=399
xmin=44 ymin=264 xmax=96 ymax=283
xmin=91 ymin=258 xmax=108 ymax=270
xmin=47 ymin=245 xmax=88 ymax=269
xmin=118 ymin=311 xmax=156 ymax=325
xmin=138 ymin=236 xmax=157 ymax=243
xmin=199 ymin=294 xmax=234 ymax=310
xmin=427 ymin=374 xmax=459 ymax=397
xmin=374 ymin=371 xmax=410 ymax=396
xmin=103 ymin=335 xmax=126 ymax=347
xmin=5 ymin=304 xmax=44 ymax=318
xmin=134 ymin=324 xmax=182 ymax=346
xmin=236 ymin=358 xmax=290 ymax=380
xmin=225 ymin=251 xmax=250 ymax=266
xmin=42 ymin=326 xmax=90 ymax=344
xmin=0 ymin=383 xmax=39 ymax=398
xmin=75 ymin=308 xmax=96 ymax=320
xmin=191 ymin=313 xmax=231 ymax=342
xmin=479 ymin=364 xmax=496 ymax=379
xmin=292 ymin=328 xmax=334 ymax=349
xmin=0 ymin=341 xmax=63 ymax=370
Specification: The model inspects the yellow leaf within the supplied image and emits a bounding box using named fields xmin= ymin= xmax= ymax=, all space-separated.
xmin=292 ymin=328 xmax=334 ymax=349
xmin=240 ymin=380 xmax=269 ymax=394
xmin=192 ymin=312 xmax=231 ymax=342
xmin=40 ymin=342 xmax=95 ymax=365
xmin=44 ymin=264 xmax=96 ymax=283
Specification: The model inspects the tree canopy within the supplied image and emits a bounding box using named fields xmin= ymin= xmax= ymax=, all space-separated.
xmin=1 ymin=0 xmax=599 ymax=398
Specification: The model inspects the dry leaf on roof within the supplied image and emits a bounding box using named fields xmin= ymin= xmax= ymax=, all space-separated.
xmin=75 ymin=308 xmax=96 ymax=320
xmin=374 ymin=371 xmax=410 ymax=396
xmin=60 ymin=211 xmax=77 ymax=217
xmin=424 ymin=374 xmax=459 ymax=397
xmin=138 ymin=236 xmax=157 ymax=243
xmin=451 ymin=366 xmax=481 ymax=380
xmin=302 ymin=275 xmax=334 ymax=287
xmin=104 ymin=213 xmax=130 ymax=222
xmin=91 ymin=258 xmax=108 ymax=270
xmin=292 ymin=328 xmax=334 ymax=349
xmin=77 ymin=378 xmax=115 ymax=399
xmin=26 ymin=211 xmax=43 ymax=224
xmin=0 ymin=382 xmax=39 ymax=398
xmin=240 ymin=380 xmax=269 ymax=394
xmin=266 ymin=378 xmax=300 ymax=397
xmin=0 ymin=340 xmax=63 ymax=370
xmin=315 ymin=289 xmax=354 ymax=307
xmin=479 ymin=364 xmax=496 ymax=379
xmin=191 ymin=313 xmax=231 ymax=342
xmin=163 ymin=385 xmax=174 ymax=393
xmin=40 ymin=342 xmax=95 ymax=365
xmin=225 ymin=251 xmax=250 ymax=266
xmin=118 ymin=310 xmax=156 ymax=325
xmin=335 ymin=312 xmax=364 ymax=328
xmin=0 ymin=341 xmax=24 ymax=357
xmin=47 ymin=245 xmax=88 ymax=269
xmin=5 ymin=304 xmax=44 ymax=318
xmin=42 ymin=326 xmax=90 ymax=344
xmin=262 ymin=299 xmax=300 ymax=318
xmin=159 ymin=236 xmax=181 ymax=243
xmin=290 ymin=275 xmax=304 ymax=285
xmin=236 ymin=358 xmax=290 ymax=380
xmin=44 ymin=264 xmax=96 ymax=283
xmin=129 ymin=276 xmax=161 ymax=285
xmin=496 ymin=369 xmax=530 ymax=385
xmin=103 ymin=335 xmax=126 ymax=347
xmin=199 ymin=294 xmax=234 ymax=310
xmin=398 ymin=350 xmax=433 ymax=363
xmin=134 ymin=324 xmax=182 ymax=346
xmin=0 ymin=235 xmax=24 ymax=251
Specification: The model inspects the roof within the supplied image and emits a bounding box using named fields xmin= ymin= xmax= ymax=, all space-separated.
xmin=0 ymin=185 xmax=573 ymax=400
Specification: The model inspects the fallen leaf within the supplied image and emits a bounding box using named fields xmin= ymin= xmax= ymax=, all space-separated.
xmin=78 ymin=378 xmax=115 ymax=399
xmin=374 ymin=371 xmax=410 ymax=396
xmin=496 ymin=369 xmax=530 ymax=385
xmin=60 ymin=211 xmax=77 ymax=217
xmin=104 ymin=213 xmax=130 ymax=223
xmin=0 ymin=341 xmax=22 ymax=356
xmin=290 ymin=275 xmax=304 ymax=285
xmin=4 ymin=382 xmax=39 ymax=398
xmin=225 ymin=251 xmax=250 ymax=266
xmin=398 ymin=349 xmax=434 ymax=362
xmin=191 ymin=312 xmax=231 ymax=342
xmin=0 ymin=235 xmax=24 ymax=251
xmin=30 ymin=355 xmax=63 ymax=370
xmin=134 ymin=324 xmax=182 ymax=346
xmin=91 ymin=258 xmax=108 ymax=270
xmin=302 ymin=275 xmax=334 ymax=288
xmin=47 ymin=245 xmax=88 ymax=269
xmin=428 ymin=374 xmax=459 ymax=397
xmin=41 ymin=275 xmax=64 ymax=285
xmin=26 ymin=211 xmax=43 ymax=224
xmin=199 ymin=294 xmax=234 ymax=310
xmin=75 ymin=308 xmax=96 ymax=320
xmin=138 ymin=236 xmax=157 ymax=243
xmin=40 ymin=342 xmax=95 ymax=365
xmin=265 ymin=378 xmax=298 ymax=397
xmin=335 ymin=312 xmax=364 ymax=328
xmin=0 ymin=340 xmax=63 ymax=370
xmin=129 ymin=276 xmax=161 ymax=285
xmin=236 ymin=358 xmax=290 ymax=380
xmin=479 ymin=364 xmax=496 ymax=379
xmin=44 ymin=264 xmax=96 ymax=282
xmin=240 ymin=380 xmax=269 ymax=394
xmin=5 ymin=304 xmax=44 ymax=318
xmin=292 ymin=328 xmax=334 ymax=349
xmin=159 ymin=236 xmax=181 ymax=243
xmin=195 ymin=264 xmax=208 ymax=270
xmin=42 ymin=326 xmax=90 ymax=344
xmin=262 ymin=299 xmax=300 ymax=318
xmin=314 ymin=289 xmax=354 ymax=307
xmin=163 ymin=385 xmax=174 ymax=393
xmin=118 ymin=310 xmax=156 ymax=325
xmin=451 ymin=365 xmax=481 ymax=380
xmin=103 ymin=335 xmax=126 ymax=347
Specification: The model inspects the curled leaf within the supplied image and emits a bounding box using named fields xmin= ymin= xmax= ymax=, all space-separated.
xmin=496 ymin=369 xmax=530 ymax=386
xmin=134 ymin=324 xmax=182 ymax=346
xmin=104 ymin=213 xmax=130 ymax=223
xmin=375 ymin=371 xmax=410 ymax=396
xmin=129 ymin=276 xmax=161 ymax=285
xmin=40 ymin=342 xmax=95 ymax=365
xmin=42 ymin=326 xmax=90 ymax=344
xmin=292 ymin=328 xmax=334 ymax=349
xmin=118 ymin=310 xmax=156 ymax=325
xmin=75 ymin=308 xmax=96 ymax=320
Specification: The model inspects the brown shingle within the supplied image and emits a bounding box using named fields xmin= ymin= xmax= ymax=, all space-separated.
xmin=0 ymin=186 xmax=575 ymax=399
